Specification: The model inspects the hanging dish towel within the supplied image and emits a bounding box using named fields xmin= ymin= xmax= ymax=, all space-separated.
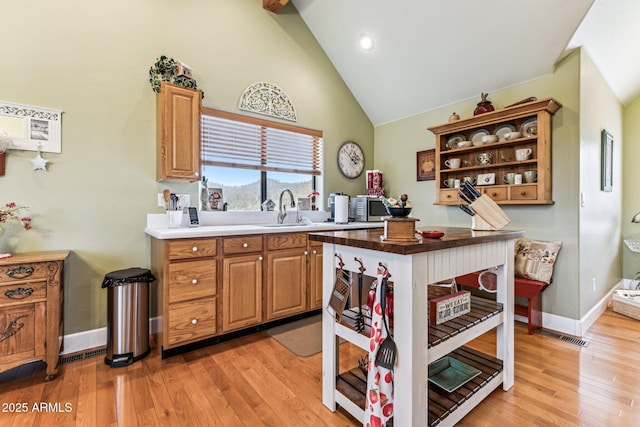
xmin=364 ymin=269 xmax=394 ymax=426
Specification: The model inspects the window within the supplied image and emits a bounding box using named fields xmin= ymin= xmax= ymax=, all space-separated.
xmin=201 ymin=108 xmax=322 ymax=211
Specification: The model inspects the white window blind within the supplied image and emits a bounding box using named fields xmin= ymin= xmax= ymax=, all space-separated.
xmin=201 ymin=108 xmax=322 ymax=176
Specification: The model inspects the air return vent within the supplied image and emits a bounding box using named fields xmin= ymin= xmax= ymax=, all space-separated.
xmin=537 ymin=329 xmax=589 ymax=347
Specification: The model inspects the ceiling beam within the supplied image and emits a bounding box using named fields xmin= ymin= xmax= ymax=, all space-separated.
xmin=263 ymin=0 xmax=289 ymax=14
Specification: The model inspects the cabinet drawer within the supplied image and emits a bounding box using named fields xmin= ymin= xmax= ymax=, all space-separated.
xmin=223 ymin=235 xmax=263 ymax=255
xmin=439 ymin=189 xmax=459 ymax=204
xmin=481 ymin=186 xmax=508 ymax=201
xmin=267 ymin=232 xmax=307 ymax=250
xmin=167 ymin=260 xmax=216 ymax=303
xmin=0 ymin=281 xmax=46 ymax=308
xmin=0 ymin=263 xmax=50 ymax=283
xmin=167 ymin=297 xmax=217 ymax=346
xmin=509 ymin=184 xmax=538 ymax=201
xmin=168 ymin=238 xmax=216 ymax=260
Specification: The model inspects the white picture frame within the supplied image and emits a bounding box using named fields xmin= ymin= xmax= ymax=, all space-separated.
xmin=0 ymin=100 xmax=63 ymax=153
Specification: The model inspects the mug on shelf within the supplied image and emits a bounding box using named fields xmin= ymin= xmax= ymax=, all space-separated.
xmin=524 ymin=170 xmax=537 ymax=183
xmin=503 ymin=173 xmax=516 ymax=184
xmin=463 ymin=176 xmax=477 ymax=185
xmin=515 ymin=148 xmax=532 ymax=161
xmin=445 ymin=158 xmax=461 ymax=169
xmin=444 ymin=178 xmax=456 ymax=188
xmin=475 ymin=152 xmax=492 ymax=165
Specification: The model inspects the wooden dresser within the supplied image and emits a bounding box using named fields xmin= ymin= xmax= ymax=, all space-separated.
xmin=0 ymin=251 xmax=69 ymax=380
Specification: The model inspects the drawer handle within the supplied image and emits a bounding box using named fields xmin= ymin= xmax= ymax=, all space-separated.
xmin=4 ymin=287 xmax=34 ymax=300
xmin=0 ymin=314 xmax=28 ymax=343
xmin=6 ymin=266 xmax=35 ymax=279
xmin=242 ymin=242 xmax=249 ymax=248
xmin=191 ymin=279 xmax=198 ymax=285
xmin=258 ymin=256 xmax=263 ymax=261
xmin=191 ymin=319 xmax=197 ymax=325
xmin=491 ymin=192 xmax=497 ymax=197
xmin=192 ymin=246 xmax=198 ymax=252
xmin=304 ymin=251 xmax=308 ymax=255
xmin=520 ymin=191 xmax=527 ymax=196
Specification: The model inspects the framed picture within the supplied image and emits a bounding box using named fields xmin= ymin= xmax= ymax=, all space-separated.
xmin=601 ymin=129 xmax=613 ymax=192
xmin=204 ymin=188 xmax=224 ymax=211
xmin=0 ymin=100 xmax=63 ymax=153
xmin=417 ymin=149 xmax=435 ymax=181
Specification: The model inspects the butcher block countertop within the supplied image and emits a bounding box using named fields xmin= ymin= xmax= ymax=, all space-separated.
xmin=308 ymin=226 xmax=524 ymax=255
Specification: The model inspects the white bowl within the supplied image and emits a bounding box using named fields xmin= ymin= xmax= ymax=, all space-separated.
xmin=481 ymin=135 xmax=498 ymax=144
xmin=472 ymin=140 xmax=485 ymax=146
xmin=456 ymin=140 xmax=472 ymax=148
xmin=504 ymin=131 xmax=522 ymax=141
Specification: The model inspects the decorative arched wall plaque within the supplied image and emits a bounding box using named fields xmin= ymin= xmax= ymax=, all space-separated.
xmin=0 ymin=100 xmax=63 ymax=153
xmin=238 ymin=82 xmax=297 ymax=122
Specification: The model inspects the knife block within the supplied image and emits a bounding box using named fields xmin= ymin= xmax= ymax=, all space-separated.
xmin=469 ymin=194 xmax=510 ymax=230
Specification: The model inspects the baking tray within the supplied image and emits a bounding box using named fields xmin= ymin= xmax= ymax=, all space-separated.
xmin=428 ymin=356 xmax=482 ymax=393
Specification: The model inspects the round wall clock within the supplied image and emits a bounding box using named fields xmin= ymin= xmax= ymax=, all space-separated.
xmin=337 ymin=141 xmax=365 ymax=179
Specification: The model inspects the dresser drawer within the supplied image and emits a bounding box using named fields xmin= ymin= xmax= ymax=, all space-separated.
xmin=167 ymin=260 xmax=216 ymax=304
xmin=167 ymin=297 xmax=217 ymax=346
xmin=267 ymin=232 xmax=307 ymax=250
xmin=223 ymin=235 xmax=263 ymax=255
xmin=509 ymin=184 xmax=538 ymax=201
xmin=438 ymin=189 xmax=459 ymax=204
xmin=0 ymin=281 xmax=47 ymax=308
xmin=168 ymin=238 xmax=217 ymax=260
xmin=0 ymin=263 xmax=51 ymax=284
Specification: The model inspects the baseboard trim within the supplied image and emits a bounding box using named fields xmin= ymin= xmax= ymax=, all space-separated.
xmin=541 ymin=283 xmax=620 ymax=336
xmin=61 ymin=316 xmax=161 ymax=355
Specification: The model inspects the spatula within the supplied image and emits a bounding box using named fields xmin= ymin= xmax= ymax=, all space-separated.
xmin=375 ymin=276 xmax=396 ymax=370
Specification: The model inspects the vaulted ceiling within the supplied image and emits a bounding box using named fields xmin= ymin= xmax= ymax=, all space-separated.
xmin=286 ymin=0 xmax=640 ymax=126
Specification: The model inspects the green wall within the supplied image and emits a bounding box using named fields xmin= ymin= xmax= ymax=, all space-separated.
xmin=375 ymin=49 xmax=624 ymax=321
xmin=623 ymin=96 xmax=640 ymax=278
xmin=0 ymin=0 xmax=373 ymax=334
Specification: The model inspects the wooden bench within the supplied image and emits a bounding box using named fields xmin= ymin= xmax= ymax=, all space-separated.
xmin=455 ymin=272 xmax=549 ymax=334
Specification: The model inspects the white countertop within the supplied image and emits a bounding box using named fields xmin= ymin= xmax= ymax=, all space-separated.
xmin=144 ymin=211 xmax=383 ymax=239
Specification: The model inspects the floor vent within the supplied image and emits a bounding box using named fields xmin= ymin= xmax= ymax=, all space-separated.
xmin=537 ymin=329 xmax=589 ymax=347
xmin=58 ymin=347 xmax=107 ymax=365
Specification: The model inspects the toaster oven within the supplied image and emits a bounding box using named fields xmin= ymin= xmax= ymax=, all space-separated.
xmin=350 ymin=196 xmax=387 ymax=222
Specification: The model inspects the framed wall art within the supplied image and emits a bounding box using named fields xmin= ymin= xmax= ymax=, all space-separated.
xmin=417 ymin=149 xmax=435 ymax=181
xmin=601 ymin=129 xmax=613 ymax=192
xmin=0 ymin=100 xmax=63 ymax=153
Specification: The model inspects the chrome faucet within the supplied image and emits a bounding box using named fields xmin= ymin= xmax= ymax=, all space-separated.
xmin=277 ymin=189 xmax=296 ymax=224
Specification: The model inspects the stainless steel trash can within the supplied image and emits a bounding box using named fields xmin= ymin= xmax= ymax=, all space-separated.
xmin=102 ymin=267 xmax=156 ymax=367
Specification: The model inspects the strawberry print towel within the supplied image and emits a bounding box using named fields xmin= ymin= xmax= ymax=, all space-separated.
xmin=364 ymin=269 xmax=394 ymax=426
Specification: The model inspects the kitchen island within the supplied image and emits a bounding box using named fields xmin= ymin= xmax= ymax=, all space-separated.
xmin=309 ymin=226 xmax=523 ymax=426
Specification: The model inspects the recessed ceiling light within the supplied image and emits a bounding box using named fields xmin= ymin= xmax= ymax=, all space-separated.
xmin=359 ymin=34 xmax=374 ymax=50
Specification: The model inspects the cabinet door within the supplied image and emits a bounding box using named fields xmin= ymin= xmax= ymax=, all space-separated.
xmin=0 ymin=303 xmax=45 ymax=366
xmin=266 ymin=248 xmax=307 ymax=321
xmin=157 ymin=82 xmax=201 ymax=182
xmin=309 ymin=242 xmax=323 ymax=310
xmin=222 ymin=255 xmax=263 ymax=332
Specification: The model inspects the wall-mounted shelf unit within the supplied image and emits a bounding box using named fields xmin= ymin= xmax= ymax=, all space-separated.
xmin=428 ymin=98 xmax=562 ymax=205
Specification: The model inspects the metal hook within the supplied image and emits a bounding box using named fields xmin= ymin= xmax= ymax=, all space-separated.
xmin=377 ymin=262 xmax=391 ymax=277
xmin=354 ymin=257 xmax=366 ymax=274
xmin=334 ymin=253 xmax=345 ymax=270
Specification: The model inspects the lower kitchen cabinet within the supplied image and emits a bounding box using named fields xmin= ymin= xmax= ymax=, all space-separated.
xmin=0 ymin=251 xmax=69 ymax=381
xmin=266 ymin=248 xmax=307 ymax=321
xmin=222 ymin=254 xmax=263 ymax=332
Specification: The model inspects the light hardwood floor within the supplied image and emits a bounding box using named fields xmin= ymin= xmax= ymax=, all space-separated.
xmin=1 ymin=306 xmax=639 ymax=426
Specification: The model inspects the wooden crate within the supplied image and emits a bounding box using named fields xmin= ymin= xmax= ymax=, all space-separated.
xmin=612 ymin=290 xmax=640 ymax=320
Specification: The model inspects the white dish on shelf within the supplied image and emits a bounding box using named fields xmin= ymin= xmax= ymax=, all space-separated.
xmin=521 ymin=118 xmax=538 ymax=137
xmin=446 ymin=134 xmax=466 ymax=150
xmin=481 ymin=135 xmax=498 ymax=144
xmin=494 ymin=124 xmax=516 ymax=141
xmin=470 ymin=129 xmax=490 ymax=143
xmin=456 ymin=140 xmax=473 ymax=148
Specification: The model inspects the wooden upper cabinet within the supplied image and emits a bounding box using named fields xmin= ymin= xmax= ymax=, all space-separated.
xmin=428 ymin=98 xmax=561 ymax=205
xmin=157 ymin=82 xmax=201 ymax=182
